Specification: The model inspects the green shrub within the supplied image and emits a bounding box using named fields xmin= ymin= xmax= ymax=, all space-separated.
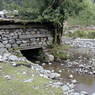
xmin=67 ymin=0 xmax=95 ymax=26
xmin=49 ymin=45 xmax=71 ymax=60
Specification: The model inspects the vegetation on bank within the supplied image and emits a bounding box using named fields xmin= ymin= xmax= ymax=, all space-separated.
xmin=0 ymin=62 xmax=63 ymax=95
xmin=49 ymin=45 xmax=71 ymax=60
xmin=65 ymin=30 xmax=95 ymax=39
xmin=67 ymin=0 xmax=95 ymax=26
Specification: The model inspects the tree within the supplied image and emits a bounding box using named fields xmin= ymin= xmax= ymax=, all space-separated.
xmin=3 ymin=0 xmax=86 ymax=44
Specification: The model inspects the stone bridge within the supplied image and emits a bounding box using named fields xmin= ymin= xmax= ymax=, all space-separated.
xmin=0 ymin=20 xmax=54 ymax=51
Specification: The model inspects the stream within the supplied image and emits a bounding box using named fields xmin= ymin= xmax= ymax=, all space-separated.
xmin=42 ymin=63 xmax=95 ymax=95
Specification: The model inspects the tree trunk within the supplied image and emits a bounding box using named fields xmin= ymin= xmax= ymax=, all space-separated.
xmin=53 ymin=23 xmax=63 ymax=45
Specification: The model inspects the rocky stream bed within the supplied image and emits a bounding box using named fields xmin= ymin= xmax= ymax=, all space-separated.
xmin=1 ymin=46 xmax=95 ymax=95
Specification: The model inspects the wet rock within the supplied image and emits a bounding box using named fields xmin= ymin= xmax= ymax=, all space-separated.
xmin=69 ymin=74 xmax=74 ymax=79
xmin=80 ymin=91 xmax=88 ymax=95
xmin=92 ymin=93 xmax=95 ymax=95
xmin=48 ymin=62 xmax=52 ymax=65
xmin=61 ymin=64 xmax=64 ymax=66
xmin=93 ymin=71 xmax=95 ymax=74
xmin=73 ymin=62 xmax=79 ymax=65
xmin=52 ymin=82 xmax=63 ymax=88
xmin=62 ymin=85 xmax=70 ymax=92
xmin=58 ymin=70 xmax=62 ymax=73
xmin=71 ymin=79 xmax=77 ymax=84
xmin=79 ymin=64 xmax=85 ymax=68
xmin=42 ymin=63 xmax=46 ymax=66
xmin=48 ymin=73 xmax=60 ymax=79
xmin=62 ymin=84 xmax=74 ymax=95
xmin=73 ymin=92 xmax=80 ymax=95
xmin=89 ymin=72 xmax=93 ymax=75
xmin=67 ymin=83 xmax=75 ymax=89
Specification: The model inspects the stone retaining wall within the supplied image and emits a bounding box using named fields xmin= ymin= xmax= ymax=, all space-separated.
xmin=62 ymin=37 xmax=95 ymax=49
xmin=0 ymin=22 xmax=53 ymax=50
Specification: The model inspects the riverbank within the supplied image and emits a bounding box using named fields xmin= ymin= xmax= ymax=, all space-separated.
xmin=1 ymin=47 xmax=90 ymax=95
xmin=1 ymin=38 xmax=95 ymax=95
xmin=0 ymin=61 xmax=63 ymax=95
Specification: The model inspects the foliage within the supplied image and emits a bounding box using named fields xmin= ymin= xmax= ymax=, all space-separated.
xmin=61 ymin=0 xmax=84 ymax=19
xmin=65 ymin=30 xmax=95 ymax=39
xmin=67 ymin=0 xmax=95 ymax=26
xmin=49 ymin=45 xmax=71 ymax=60
xmin=2 ymin=0 xmax=95 ymax=43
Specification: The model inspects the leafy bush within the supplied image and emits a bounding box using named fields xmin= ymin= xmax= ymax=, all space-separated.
xmin=67 ymin=0 xmax=95 ymax=26
xmin=49 ymin=45 xmax=71 ymax=60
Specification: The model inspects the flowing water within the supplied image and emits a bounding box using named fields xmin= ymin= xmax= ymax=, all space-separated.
xmin=42 ymin=63 xmax=95 ymax=95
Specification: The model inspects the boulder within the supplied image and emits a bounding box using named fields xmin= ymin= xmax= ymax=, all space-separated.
xmin=0 ymin=42 xmax=4 ymax=48
xmin=4 ymin=75 xmax=11 ymax=80
xmin=45 ymin=53 xmax=54 ymax=62
xmin=8 ymin=55 xmax=18 ymax=61
xmin=48 ymin=73 xmax=60 ymax=79
xmin=0 ymin=48 xmax=8 ymax=56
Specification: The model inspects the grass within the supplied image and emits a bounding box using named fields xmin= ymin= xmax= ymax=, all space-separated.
xmin=0 ymin=62 xmax=63 ymax=95
xmin=65 ymin=30 xmax=95 ymax=39
xmin=49 ymin=45 xmax=71 ymax=60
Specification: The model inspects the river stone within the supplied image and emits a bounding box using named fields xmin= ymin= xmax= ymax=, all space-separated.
xmin=0 ymin=55 xmax=3 ymax=61
xmin=42 ymin=63 xmax=46 ymax=66
xmin=12 ymin=62 xmax=17 ymax=67
xmin=48 ymin=62 xmax=52 ymax=65
xmin=0 ymin=42 xmax=4 ymax=48
xmin=69 ymin=74 xmax=74 ymax=79
xmin=45 ymin=53 xmax=54 ymax=62
xmin=71 ymin=79 xmax=77 ymax=84
xmin=52 ymin=82 xmax=63 ymax=87
xmin=48 ymin=73 xmax=60 ymax=79
xmin=4 ymin=75 xmax=11 ymax=80
xmin=3 ymin=40 xmax=8 ymax=44
xmin=22 ymin=71 xmax=27 ymax=75
xmin=73 ymin=93 xmax=80 ymax=95
xmin=6 ymin=44 xmax=11 ymax=48
xmin=2 ymin=53 xmax=11 ymax=61
xmin=92 ymin=93 xmax=95 ymax=95
xmin=0 ymin=48 xmax=8 ymax=56
xmin=24 ymin=79 xmax=33 ymax=83
xmin=62 ymin=85 xmax=69 ymax=91
xmin=8 ymin=55 xmax=18 ymax=61
xmin=80 ymin=91 xmax=88 ymax=95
